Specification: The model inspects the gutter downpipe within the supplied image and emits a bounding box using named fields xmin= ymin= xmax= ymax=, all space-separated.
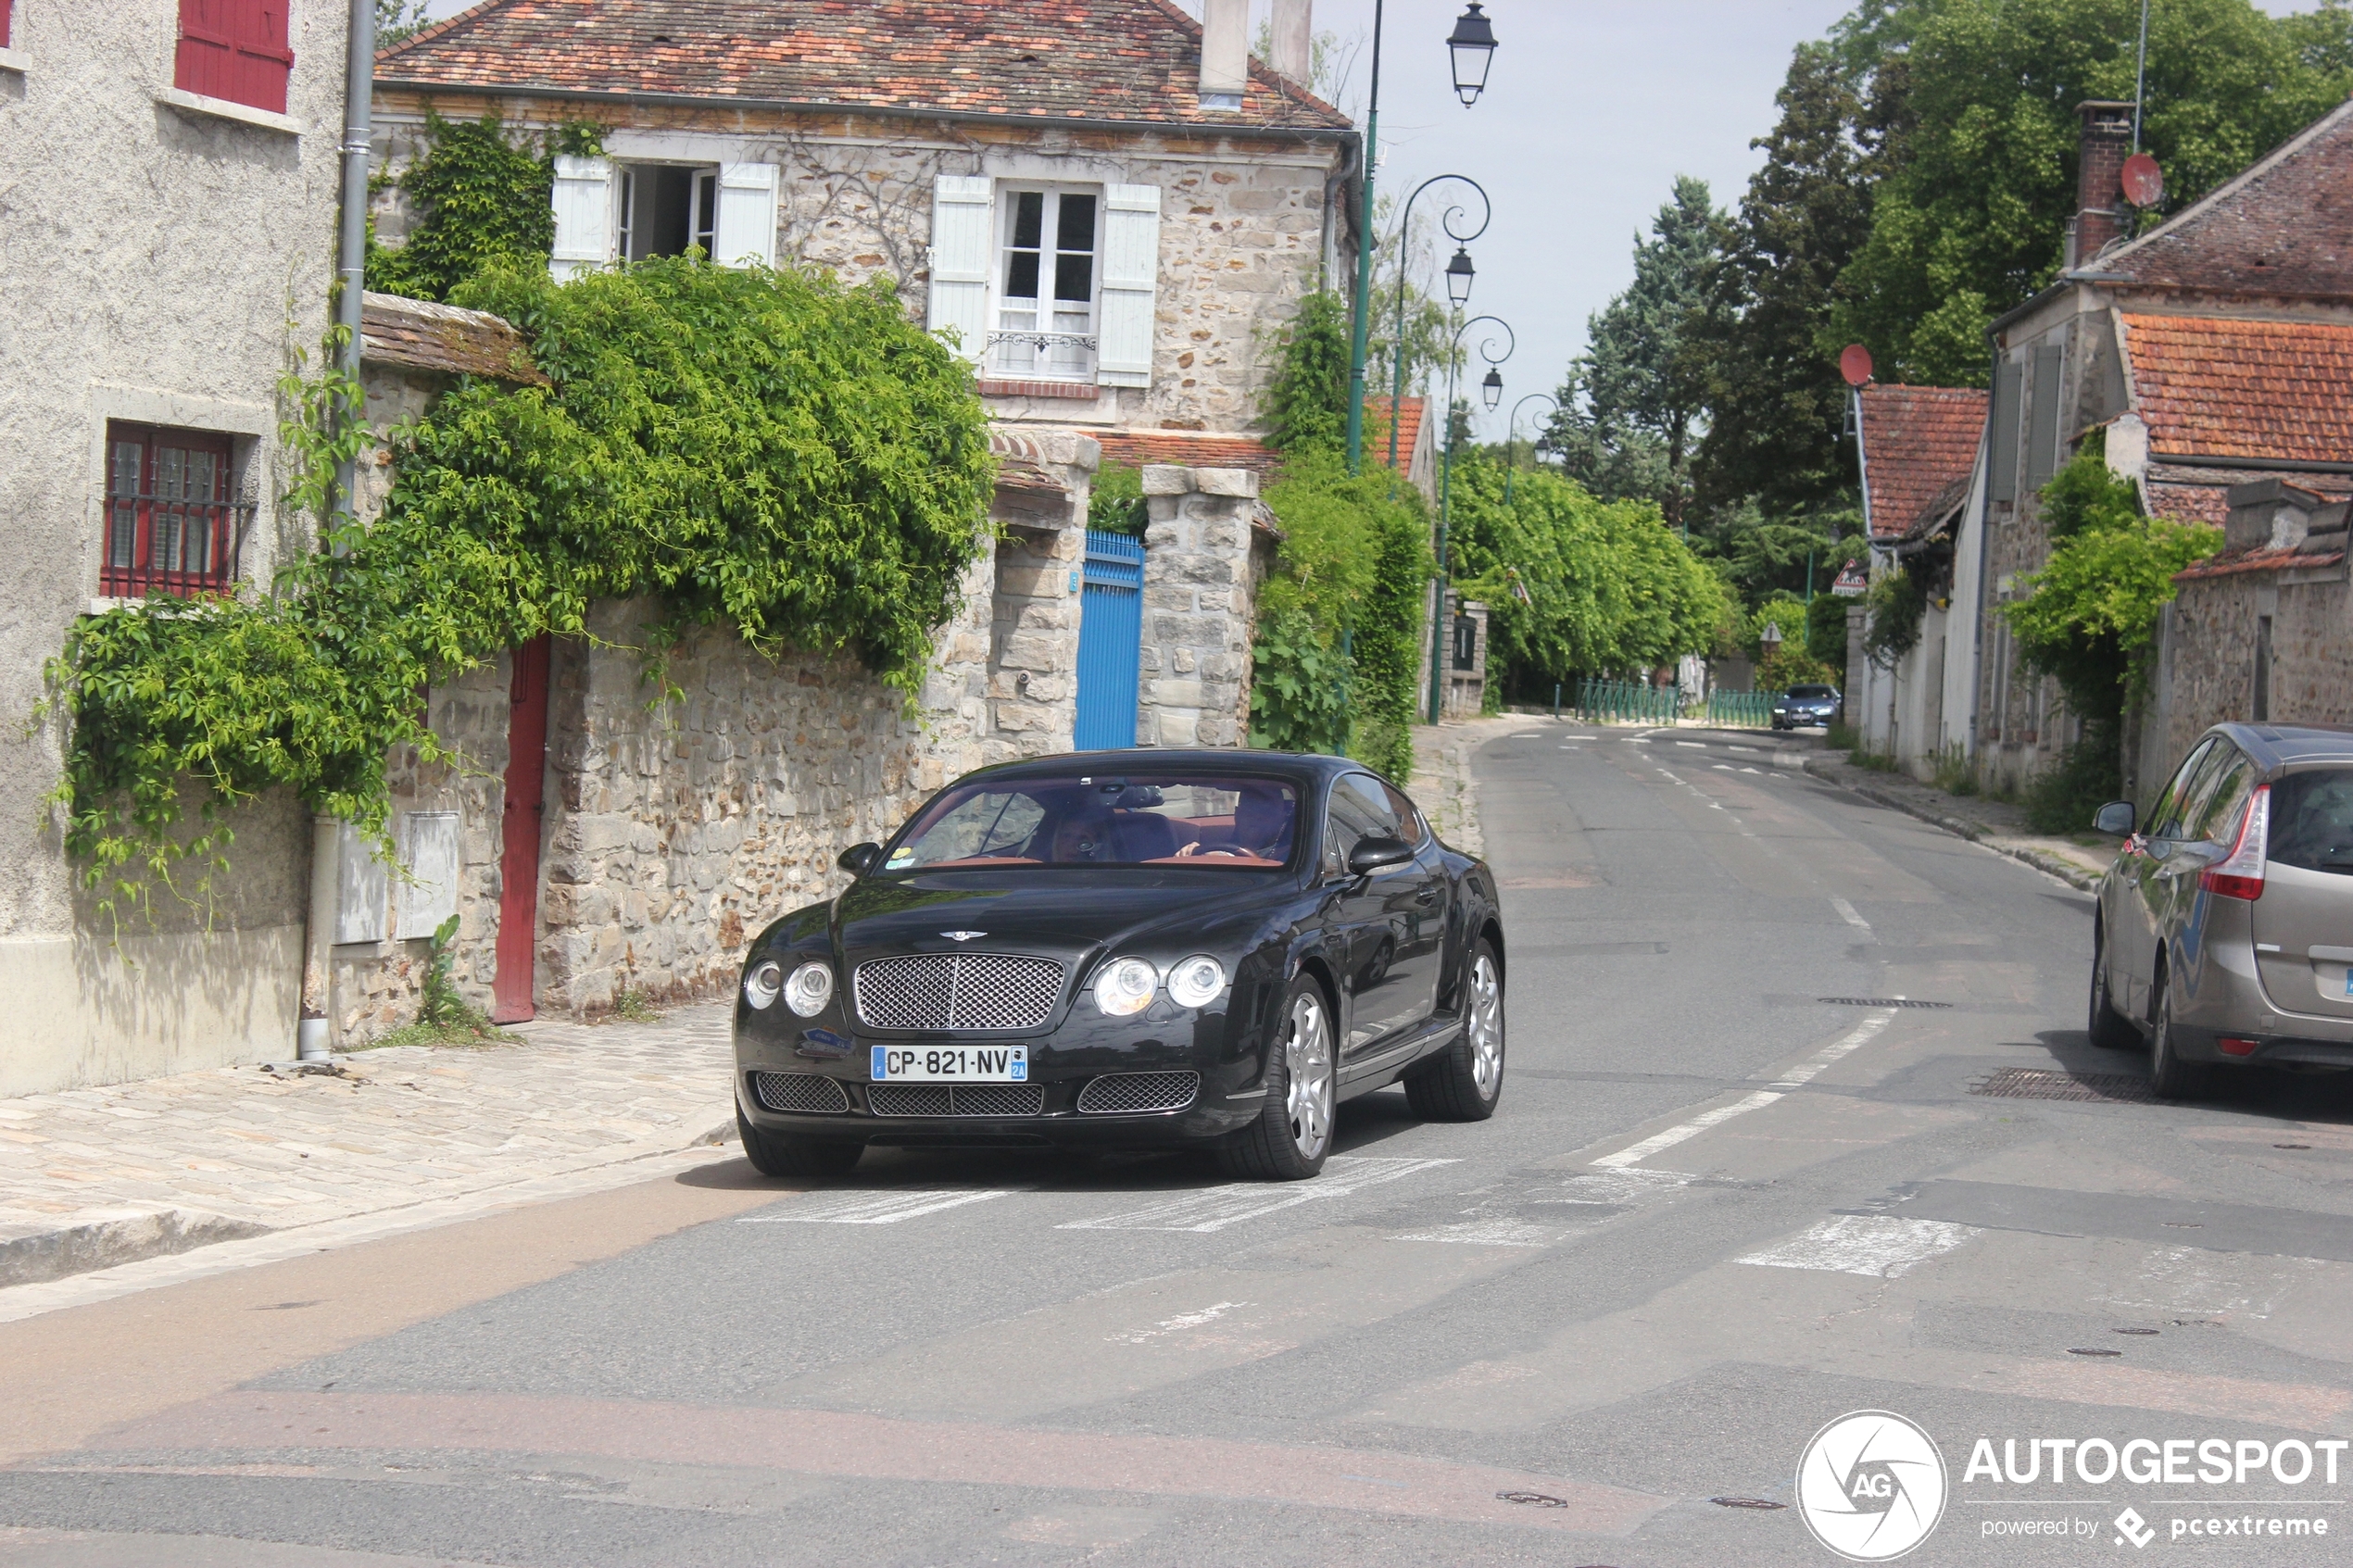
xmin=1968 ymin=327 xmax=1998 ymax=762
xmin=300 ymin=0 xmax=377 ymax=1062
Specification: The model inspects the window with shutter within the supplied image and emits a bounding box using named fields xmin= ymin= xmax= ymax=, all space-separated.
xmin=2 ymin=0 xmax=12 ymax=50
xmin=926 ymin=175 xmax=994 ymax=363
xmin=2026 ymin=344 xmax=2064 ymax=489
xmin=711 ymin=163 xmax=778 ymax=270
xmin=102 ymin=423 xmax=251 ymax=599
xmin=1986 ymin=358 xmax=2022 ymax=507
xmin=1097 ymin=184 xmax=1162 ymax=389
xmin=991 ymin=187 xmax=1100 ymax=381
xmin=175 ymin=0 xmax=292 ymax=115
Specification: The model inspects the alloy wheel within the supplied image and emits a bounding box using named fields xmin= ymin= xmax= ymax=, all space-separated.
xmin=1284 ymin=992 xmax=1334 ymax=1160
xmin=1467 ymin=953 xmax=1504 ymax=1097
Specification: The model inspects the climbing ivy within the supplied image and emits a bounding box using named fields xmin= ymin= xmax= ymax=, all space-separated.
xmin=45 ymin=256 xmax=996 ymax=916
xmin=365 ymin=111 xmax=605 ymax=303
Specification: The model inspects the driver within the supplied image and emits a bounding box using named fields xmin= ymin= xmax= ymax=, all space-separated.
xmin=1176 ymin=783 xmax=1294 ymax=860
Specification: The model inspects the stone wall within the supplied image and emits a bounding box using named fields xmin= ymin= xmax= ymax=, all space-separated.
xmin=1441 ymin=596 xmax=1491 ymax=721
xmin=1137 ymin=465 xmax=1270 ymax=748
xmin=2161 ymin=568 xmax=2353 ymax=771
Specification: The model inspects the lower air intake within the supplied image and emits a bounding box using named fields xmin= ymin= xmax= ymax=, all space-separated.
xmin=751 ymin=1072 xmax=849 ymax=1114
xmin=1076 ymin=1071 xmax=1201 ymax=1114
xmin=868 ymin=1083 xmax=1046 ymax=1118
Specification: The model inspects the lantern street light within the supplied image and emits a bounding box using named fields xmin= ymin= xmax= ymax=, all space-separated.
xmin=1444 ymin=246 xmax=1477 ymax=309
xmin=1480 ymin=366 xmax=1504 ymax=412
xmin=1383 ymin=175 xmax=1492 ymax=480
xmin=1447 ymin=3 xmax=1500 ymax=107
xmin=1429 ymin=314 xmax=1515 ymax=724
xmin=1504 ymin=392 xmax=1560 ymax=506
xmin=1343 ymin=4 xmax=1499 ymax=474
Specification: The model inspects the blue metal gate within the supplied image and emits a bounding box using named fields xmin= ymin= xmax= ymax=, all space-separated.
xmin=1074 ymin=528 xmax=1145 ymax=750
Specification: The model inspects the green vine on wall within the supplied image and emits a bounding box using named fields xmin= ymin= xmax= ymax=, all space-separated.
xmin=366 ymin=111 xmax=607 ymax=303
xmin=45 ymin=256 xmax=996 ymax=920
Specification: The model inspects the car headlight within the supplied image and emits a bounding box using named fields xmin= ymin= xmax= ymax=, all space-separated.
xmin=784 ymin=961 xmax=836 ymax=1018
xmin=743 ymin=960 xmax=784 ymax=1010
xmin=1164 ymin=954 xmax=1227 ymax=1009
xmin=1093 ymin=957 xmax=1159 ymax=1017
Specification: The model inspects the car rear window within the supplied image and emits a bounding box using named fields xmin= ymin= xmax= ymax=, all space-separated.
xmin=2267 ymin=768 xmax=2353 ymax=876
xmin=885 ymin=774 xmax=1300 ymax=871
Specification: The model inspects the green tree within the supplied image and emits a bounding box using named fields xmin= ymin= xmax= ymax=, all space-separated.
xmin=1262 ymin=290 xmax=1352 ymax=456
xmin=1551 ymin=177 xmax=1728 ymax=526
xmin=1831 ymin=0 xmax=2347 ymax=384
xmin=376 ymin=0 xmax=432 ymax=45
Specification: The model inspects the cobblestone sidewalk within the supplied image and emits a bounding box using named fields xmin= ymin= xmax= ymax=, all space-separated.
xmin=0 ymin=1005 xmax=735 ymax=1289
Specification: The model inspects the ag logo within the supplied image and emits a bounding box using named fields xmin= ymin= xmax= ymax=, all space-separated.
xmin=1795 ymin=1410 xmax=1947 ymax=1562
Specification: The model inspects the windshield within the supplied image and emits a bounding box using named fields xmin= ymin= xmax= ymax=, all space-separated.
xmin=1786 ymin=685 xmax=1837 ymax=699
xmin=2268 ymin=768 xmax=2353 ymax=876
xmin=884 ymin=773 xmax=1302 ymax=872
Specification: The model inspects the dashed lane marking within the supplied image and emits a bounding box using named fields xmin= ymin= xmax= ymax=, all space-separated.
xmin=737 ymin=1188 xmax=1023 ymax=1225
xmin=1062 ymin=1156 xmax=1457 ymax=1233
xmin=1591 ymin=1010 xmax=1895 ymax=1170
xmin=1739 ymin=1214 xmax=1981 ymax=1277
xmin=1831 ymin=896 xmax=1872 ymax=935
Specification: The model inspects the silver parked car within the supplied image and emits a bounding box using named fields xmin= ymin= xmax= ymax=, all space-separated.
xmin=2090 ymin=722 xmax=2353 ymax=1098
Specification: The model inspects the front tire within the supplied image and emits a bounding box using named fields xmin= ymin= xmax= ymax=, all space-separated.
xmin=1220 ymin=973 xmax=1336 ymax=1180
xmin=2147 ymin=967 xmax=2211 ymax=1101
xmin=2088 ymin=919 xmax=2138 ymax=1050
xmin=1406 ymin=938 xmax=1504 ymax=1121
xmin=737 ymin=1110 xmax=864 ymax=1178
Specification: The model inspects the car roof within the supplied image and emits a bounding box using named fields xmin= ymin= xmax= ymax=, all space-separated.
xmin=2205 ymin=721 xmax=2353 ymax=771
xmin=947 ymin=749 xmax=1365 ymax=789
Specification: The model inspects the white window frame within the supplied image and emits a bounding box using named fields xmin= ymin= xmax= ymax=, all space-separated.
xmin=616 ymin=163 xmax=720 ymax=262
xmin=989 ymin=185 xmax=1103 ymax=383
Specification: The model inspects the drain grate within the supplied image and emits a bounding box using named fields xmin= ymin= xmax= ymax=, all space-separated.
xmin=1970 ymin=1067 xmax=2154 ymax=1104
xmin=1710 ymin=1496 xmax=1788 ymax=1511
xmin=1497 ymin=1491 xmax=1569 ymax=1508
xmin=1818 ymin=997 xmax=1953 ymax=1010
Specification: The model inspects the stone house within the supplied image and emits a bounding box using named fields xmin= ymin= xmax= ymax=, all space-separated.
xmin=1848 ymin=384 xmax=1987 ymax=764
xmin=0 ymin=0 xmax=354 ymax=1095
xmin=323 ymin=1 xmax=1359 ymax=1036
xmin=1931 ymin=97 xmax=2353 ymax=797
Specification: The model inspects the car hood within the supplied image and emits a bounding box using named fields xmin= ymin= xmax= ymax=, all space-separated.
xmin=830 ymin=872 xmax=1277 ymax=967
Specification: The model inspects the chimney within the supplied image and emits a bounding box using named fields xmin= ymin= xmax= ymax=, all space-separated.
xmin=1200 ymin=0 xmax=1249 ymax=111
xmin=1270 ymin=0 xmax=1313 ymax=87
xmin=2070 ymin=100 xmax=2135 ymax=268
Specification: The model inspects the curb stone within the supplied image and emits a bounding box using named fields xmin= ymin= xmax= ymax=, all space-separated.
xmin=1799 ymin=756 xmax=2104 ymax=893
xmin=0 ymin=1206 xmax=271 ymax=1289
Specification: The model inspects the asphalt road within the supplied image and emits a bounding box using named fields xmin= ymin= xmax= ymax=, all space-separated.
xmin=5 ymin=720 xmax=2352 ymax=1567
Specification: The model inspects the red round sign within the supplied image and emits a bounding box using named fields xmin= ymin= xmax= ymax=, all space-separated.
xmin=1839 ymin=344 xmax=1873 ymax=387
xmin=2122 ymin=152 xmax=2164 ymax=208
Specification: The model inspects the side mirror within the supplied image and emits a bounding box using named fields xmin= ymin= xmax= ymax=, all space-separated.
xmin=1346 ymin=835 xmax=1416 ymax=877
xmin=837 ymin=842 xmax=882 ymax=876
xmin=2093 ymin=801 xmax=2136 ymax=837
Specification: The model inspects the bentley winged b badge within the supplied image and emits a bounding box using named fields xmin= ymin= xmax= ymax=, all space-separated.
xmin=939 ymin=931 xmax=987 ymax=943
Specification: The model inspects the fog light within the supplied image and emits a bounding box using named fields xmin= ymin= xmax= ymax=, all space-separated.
xmin=2219 ymin=1036 xmax=2259 ymax=1058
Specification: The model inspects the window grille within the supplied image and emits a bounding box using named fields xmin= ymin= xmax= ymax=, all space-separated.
xmin=103 ymin=423 xmax=253 ymax=600
xmin=992 ymin=189 xmax=1100 ymax=382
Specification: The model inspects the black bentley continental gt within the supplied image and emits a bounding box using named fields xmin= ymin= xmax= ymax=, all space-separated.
xmin=732 ymin=751 xmax=1506 ymax=1181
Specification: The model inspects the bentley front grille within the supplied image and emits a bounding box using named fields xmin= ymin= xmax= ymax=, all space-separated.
xmin=1076 ymin=1071 xmax=1202 ymax=1114
xmin=854 ymin=953 xmax=1064 ymax=1032
xmin=867 ymin=1083 xmax=1047 ymax=1118
xmin=750 ymin=1072 xmax=849 ymax=1114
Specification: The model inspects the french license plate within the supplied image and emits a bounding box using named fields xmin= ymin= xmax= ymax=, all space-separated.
xmin=871 ymin=1045 xmax=1027 ymax=1082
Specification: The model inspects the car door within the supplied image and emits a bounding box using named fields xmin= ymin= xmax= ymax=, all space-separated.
xmin=1323 ymin=773 xmax=1436 ymax=1054
xmin=1378 ymin=778 xmax=1448 ymax=1028
xmin=2136 ymin=742 xmax=2239 ymax=1012
xmin=2117 ymin=738 xmax=2214 ymax=1016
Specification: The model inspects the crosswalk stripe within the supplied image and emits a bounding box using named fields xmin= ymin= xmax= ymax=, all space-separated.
xmin=1061 ymin=1156 xmax=1458 ymax=1233
xmin=1738 ymin=1214 xmax=1980 ymax=1277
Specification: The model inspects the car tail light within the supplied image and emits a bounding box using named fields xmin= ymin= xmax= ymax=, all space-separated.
xmin=2198 ymin=784 xmax=2270 ymax=902
xmin=2218 ymin=1037 xmax=2259 ymax=1058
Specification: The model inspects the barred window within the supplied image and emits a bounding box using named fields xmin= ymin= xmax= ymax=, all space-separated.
xmin=103 ymin=423 xmax=249 ymax=599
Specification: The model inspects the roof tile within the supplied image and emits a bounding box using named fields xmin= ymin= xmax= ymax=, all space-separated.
xmin=1858 ymin=384 xmax=1985 ymax=539
xmin=2123 ymin=312 xmax=2353 ymax=464
xmin=360 ymin=291 xmax=547 ymax=384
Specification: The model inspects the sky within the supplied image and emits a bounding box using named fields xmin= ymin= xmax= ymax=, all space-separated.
xmin=414 ymin=0 xmax=2329 ymax=442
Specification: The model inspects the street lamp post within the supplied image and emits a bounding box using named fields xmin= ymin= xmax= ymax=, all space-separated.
xmin=1385 ymin=175 xmax=1491 ymax=480
xmin=1503 ymin=392 xmax=1560 ymax=506
xmin=1428 ymin=314 xmax=1514 ymax=725
xmin=1344 ymin=6 xmax=1500 ymax=474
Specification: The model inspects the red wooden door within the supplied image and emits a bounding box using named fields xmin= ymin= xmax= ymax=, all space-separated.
xmin=493 ymin=636 xmax=551 ymax=1023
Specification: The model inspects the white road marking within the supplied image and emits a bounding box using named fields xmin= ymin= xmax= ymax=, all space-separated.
xmin=737 ymin=1187 xmax=1021 ymax=1225
xmin=1563 ymin=734 xmax=1598 ymax=740
xmin=1105 ymin=1299 xmax=1252 ymax=1344
xmin=1739 ymin=1215 xmax=1980 ymax=1277
xmin=1830 ymin=896 xmax=1872 ymax=934
xmin=1656 ymin=770 xmax=1682 ymax=784
xmin=1713 ymin=764 xmax=1734 ymax=771
xmin=1063 ymin=1156 xmax=1457 ymax=1233
xmin=1741 ymin=767 xmax=1763 ymax=774
xmin=1592 ymin=1011 xmax=1896 ymax=1169
xmin=1387 ymin=1218 xmax=1556 ymax=1248
xmin=1729 ymin=745 xmax=1760 ymax=754
xmin=1547 ymin=1168 xmax=1696 ymax=1205
xmin=1676 ymin=742 xmax=1705 ymax=749
xmin=1629 ymin=739 xmax=1650 ymax=746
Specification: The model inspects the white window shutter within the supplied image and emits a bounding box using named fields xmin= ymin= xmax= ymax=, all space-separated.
xmin=1097 ymin=183 xmax=1162 ymax=388
xmin=712 ymin=161 xmax=779 ymax=270
xmin=549 ymin=156 xmax=615 ymax=281
xmin=926 ymin=174 xmax=993 ymax=362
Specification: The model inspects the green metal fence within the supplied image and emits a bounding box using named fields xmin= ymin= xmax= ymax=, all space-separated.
xmin=1703 ymin=690 xmax=1775 ymax=728
xmin=1573 ymin=678 xmax=1680 ymax=724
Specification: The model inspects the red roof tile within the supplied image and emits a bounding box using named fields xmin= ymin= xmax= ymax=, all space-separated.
xmin=1364 ymin=395 xmax=1423 ymax=471
xmin=1858 ymin=384 xmax=1986 ymax=539
xmin=2123 ymin=313 xmax=2353 ymax=463
xmin=2104 ymin=101 xmax=2353 ymax=301
xmin=1093 ymin=428 xmax=1277 ymax=473
xmin=378 ymin=0 xmax=1353 ymax=132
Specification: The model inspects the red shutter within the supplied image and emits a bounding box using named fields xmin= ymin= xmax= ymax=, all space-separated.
xmin=175 ymin=0 xmax=293 ymax=115
xmin=2 ymin=2 xmax=12 ymax=50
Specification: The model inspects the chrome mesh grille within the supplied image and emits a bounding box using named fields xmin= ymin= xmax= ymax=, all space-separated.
xmin=855 ymin=953 xmax=1064 ymax=1031
xmin=751 ymin=1072 xmax=849 ymax=1114
xmin=867 ymin=1083 xmax=1046 ymax=1118
xmin=1076 ymin=1071 xmax=1201 ymax=1114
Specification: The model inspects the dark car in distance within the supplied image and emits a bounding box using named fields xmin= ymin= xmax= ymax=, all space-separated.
xmin=1771 ymin=684 xmax=1843 ymax=731
xmin=732 ymin=752 xmax=1507 ymax=1181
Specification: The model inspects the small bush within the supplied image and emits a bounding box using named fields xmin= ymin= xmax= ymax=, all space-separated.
xmin=2021 ymin=729 xmax=2121 ymax=834
xmin=1931 ymin=746 xmax=1980 ymax=797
